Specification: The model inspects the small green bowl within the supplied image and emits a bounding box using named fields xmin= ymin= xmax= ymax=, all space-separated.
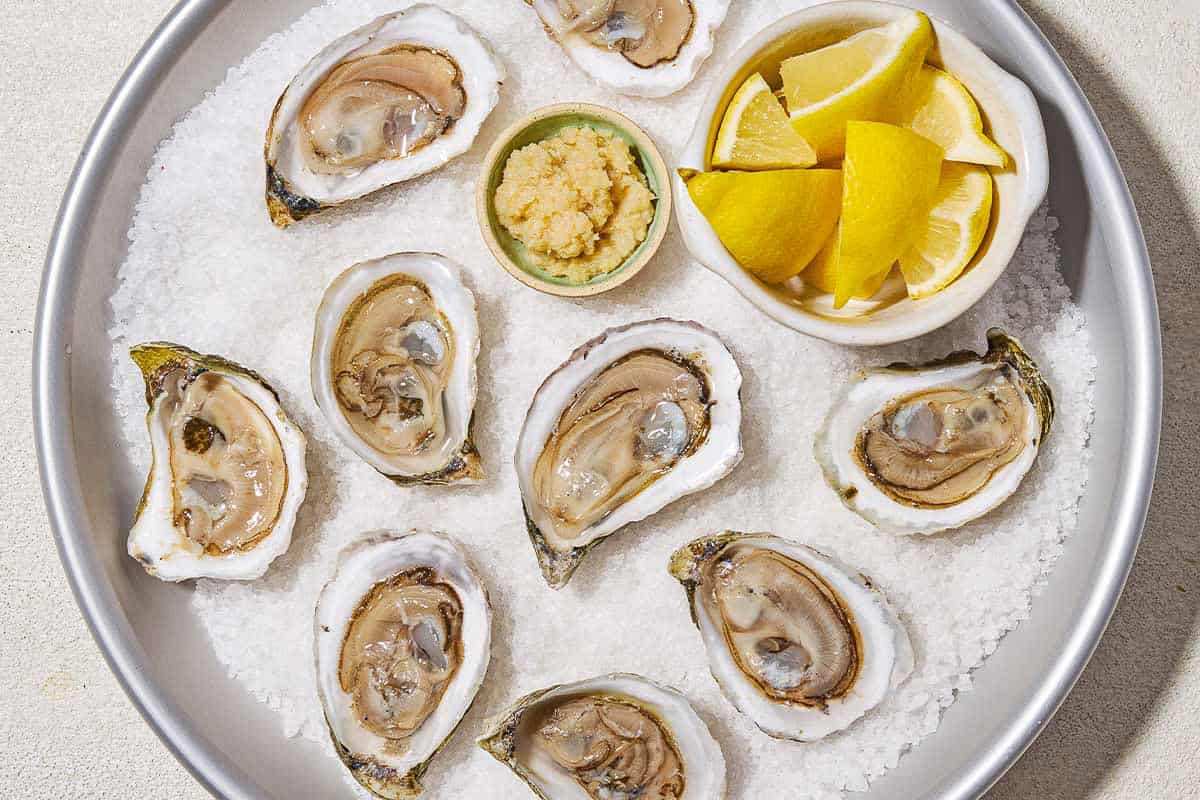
xmin=476 ymin=103 xmax=672 ymax=297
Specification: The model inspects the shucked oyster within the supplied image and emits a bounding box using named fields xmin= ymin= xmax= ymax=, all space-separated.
xmin=316 ymin=531 xmax=491 ymax=799
xmin=669 ymin=532 xmax=913 ymax=741
xmin=527 ymin=0 xmax=730 ymax=97
xmin=815 ymin=329 xmax=1054 ymax=534
xmin=312 ymin=253 xmax=482 ymax=485
xmin=515 ymin=319 xmax=743 ymax=588
xmin=265 ymin=5 xmax=503 ymax=226
xmin=127 ymin=343 xmax=307 ymax=581
xmin=478 ymin=673 xmax=725 ymax=799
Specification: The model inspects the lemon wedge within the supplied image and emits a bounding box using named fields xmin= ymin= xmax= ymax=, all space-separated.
xmin=898 ymin=162 xmax=993 ymax=298
xmin=901 ymin=66 xmax=1007 ymax=167
xmin=713 ymin=72 xmax=817 ymax=170
xmin=781 ymin=11 xmax=933 ymax=161
xmin=684 ymin=168 xmax=842 ymax=284
xmin=836 ymin=121 xmax=943 ymax=308
xmin=800 ymin=221 xmax=889 ymax=300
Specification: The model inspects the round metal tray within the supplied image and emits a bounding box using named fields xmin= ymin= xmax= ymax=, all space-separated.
xmin=33 ymin=1 xmax=1161 ymax=798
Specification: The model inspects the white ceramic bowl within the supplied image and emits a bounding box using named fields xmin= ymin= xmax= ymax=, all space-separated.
xmin=674 ymin=0 xmax=1050 ymax=346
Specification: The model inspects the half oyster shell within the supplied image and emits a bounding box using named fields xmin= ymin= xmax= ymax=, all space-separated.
xmin=515 ymin=319 xmax=743 ymax=588
xmin=265 ymin=5 xmax=503 ymax=226
xmin=526 ymin=0 xmax=730 ymax=97
xmin=126 ymin=342 xmax=307 ymax=581
xmin=312 ymin=252 xmax=482 ymax=485
xmin=315 ymin=530 xmax=491 ymax=799
xmin=815 ymin=329 xmax=1054 ymax=534
xmin=478 ymin=673 xmax=725 ymax=799
xmin=669 ymin=531 xmax=913 ymax=741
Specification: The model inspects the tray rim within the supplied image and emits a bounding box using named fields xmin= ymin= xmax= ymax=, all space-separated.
xmin=31 ymin=1 xmax=1162 ymax=798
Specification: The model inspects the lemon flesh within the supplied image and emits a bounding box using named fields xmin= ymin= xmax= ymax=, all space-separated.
xmin=901 ymin=66 xmax=1008 ymax=167
xmin=898 ymin=162 xmax=994 ymax=298
xmin=685 ymin=168 xmax=842 ymax=284
xmin=713 ymin=73 xmax=817 ymax=170
xmin=836 ymin=121 xmax=943 ymax=308
xmin=781 ymin=11 xmax=933 ymax=162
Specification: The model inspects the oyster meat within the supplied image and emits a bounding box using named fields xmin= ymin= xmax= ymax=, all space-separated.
xmin=312 ymin=252 xmax=482 ymax=485
xmin=815 ymin=329 xmax=1054 ymax=534
xmin=126 ymin=343 xmax=307 ymax=581
xmin=478 ymin=673 xmax=725 ymax=799
xmin=515 ymin=319 xmax=743 ymax=588
xmin=669 ymin=532 xmax=913 ymax=741
xmin=527 ymin=0 xmax=730 ymax=97
xmin=315 ymin=530 xmax=491 ymax=799
xmin=265 ymin=5 xmax=503 ymax=226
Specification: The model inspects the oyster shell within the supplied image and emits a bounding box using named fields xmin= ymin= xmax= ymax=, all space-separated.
xmin=669 ymin=532 xmax=913 ymax=741
xmin=526 ymin=0 xmax=730 ymax=97
xmin=815 ymin=329 xmax=1054 ymax=534
xmin=265 ymin=5 xmax=503 ymax=226
xmin=126 ymin=342 xmax=307 ymax=581
xmin=315 ymin=530 xmax=491 ymax=799
xmin=312 ymin=252 xmax=482 ymax=485
xmin=478 ymin=673 xmax=725 ymax=799
xmin=515 ymin=319 xmax=743 ymax=588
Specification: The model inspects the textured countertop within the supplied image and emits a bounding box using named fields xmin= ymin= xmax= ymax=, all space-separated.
xmin=1 ymin=1 xmax=1195 ymax=798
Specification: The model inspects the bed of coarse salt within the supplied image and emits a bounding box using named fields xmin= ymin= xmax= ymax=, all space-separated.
xmin=107 ymin=1 xmax=1096 ymax=797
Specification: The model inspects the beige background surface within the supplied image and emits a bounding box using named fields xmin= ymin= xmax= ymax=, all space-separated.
xmin=1 ymin=1 xmax=1196 ymax=798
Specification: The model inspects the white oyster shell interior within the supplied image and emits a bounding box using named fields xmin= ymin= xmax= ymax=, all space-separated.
xmin=815 ymin=358 xmax=1044 ymax=534
xmin=529 ymin=0 xmax=730 ymax=97
xmin=311 ymin=252 xmax=481 ymax=484
xmin=478 ymin=673 xmax=726 ymax=800
xmin=315 ymin=530 xmax=491 ymax=799
xmin=515 ymin=318 xmax=743 ymax=587
xmin=127 ymin=347 xmax=307 ymax=582
xmin=675 ymin=533 xmax=913 ymax=742
xmin=266 ymin=5 xmax=503 ymax=213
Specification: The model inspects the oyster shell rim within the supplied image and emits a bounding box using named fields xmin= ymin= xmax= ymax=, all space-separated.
xmin=126 ymin=341 xmax=308 ymax=582
xmin=310 ymin=251 xmax=483 ymax=486
xmin=314 ymin=529 xmax=493 ymax=800
xmin=477 ymin=672 xmax=727 ymax=800
xmin=263 ymin=4 xmax=505 ymax=227
xmin=813 ymin=328 xmax=1055 ymax=535
xmin=668 ymin=530 xmax=914 ymax=742
xmin=514 ymin=317 xmax=744 ymax=589
xmin=524 ymin=0 xmax=732 ymax=98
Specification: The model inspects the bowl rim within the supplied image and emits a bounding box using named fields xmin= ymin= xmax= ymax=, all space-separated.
xmin=474 ymin=101 xmax=673 ymax=298
xmin=32 ymin=2 xmax=1161 ymax=799
xmin=675 ymin=0 xmax=1051 ymax=346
